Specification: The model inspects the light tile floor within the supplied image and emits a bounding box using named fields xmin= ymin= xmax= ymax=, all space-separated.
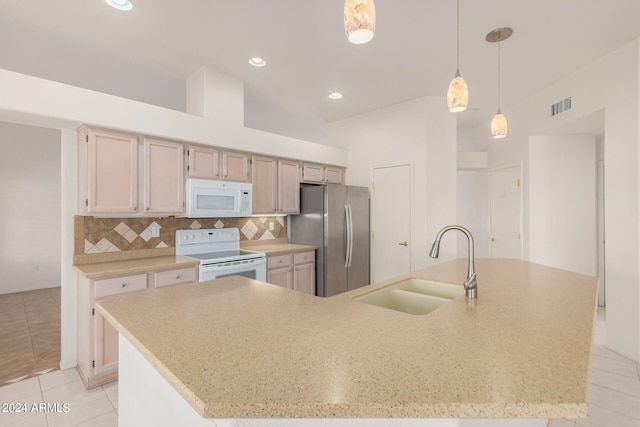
xmin=0 ymin=307 xmax=638 ymax=426
xmin=0 ymin=368 xmax=117 ymax=427
xmin=0 ymin=287 xmax=61 ymax=385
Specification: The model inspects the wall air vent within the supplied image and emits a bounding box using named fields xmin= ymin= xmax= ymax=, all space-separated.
xmin=550 ymin=96 xmax=572 ymax=117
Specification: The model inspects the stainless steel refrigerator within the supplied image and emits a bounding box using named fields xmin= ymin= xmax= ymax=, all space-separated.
xmin=289 ymin=184 xmax=370 ymax=297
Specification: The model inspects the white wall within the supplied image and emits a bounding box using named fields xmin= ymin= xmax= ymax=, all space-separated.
xmin=528 ymin=135 xmax=596 ymax=276
xmin=0 ymin=68 xmax=347 ymax=167
xmin=456 ymin=171 xmax=489 ymax=259
xmin=328 ymin=97 xmax=457 ymax=276
xmin=478 ymin=39 xmax=640 ymax=361
xmin=0 ymin=121 xmax=61 ymax=294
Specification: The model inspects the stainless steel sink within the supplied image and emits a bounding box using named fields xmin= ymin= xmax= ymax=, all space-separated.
xmin=353 ymin=278 xmax=464 ymax=315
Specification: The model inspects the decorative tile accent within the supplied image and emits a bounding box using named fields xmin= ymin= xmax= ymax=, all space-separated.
xmin=260 ymin=230 xmax=275 ymax=240
xmin=241 ymin=220 xmax=259 ymax=240
xmin=114 ymin=222 xmax=129 ymax=236
xmin=140 ymin=221 xmax=160 ymax=242
xmin=76 ymin=215 xmax=287 ymax=255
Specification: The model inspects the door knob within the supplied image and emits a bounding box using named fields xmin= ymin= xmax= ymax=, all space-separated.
xmin=398 ymin=241 xmax=409 ymax=247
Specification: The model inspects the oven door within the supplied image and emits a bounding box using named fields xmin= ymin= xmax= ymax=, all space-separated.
xmin=199 ymin=257 xmax=267 ymax=282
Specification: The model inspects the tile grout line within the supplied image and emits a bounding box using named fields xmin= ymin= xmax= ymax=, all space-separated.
xmin=581 ymin=401 xmax=640 ymax=424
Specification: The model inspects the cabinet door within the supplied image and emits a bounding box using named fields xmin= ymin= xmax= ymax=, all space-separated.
xmin=294 ymin=262 xmax=315 ymax=295
xmin=267 ymin=266 xmax=293 ymax=289
xmin=222 ymin=150 xmax=250 ymax=182
xmin=302 ymin=163 xmax=325 ymax=183
xmin=143 ymin=138 xmax=184 ymax=214
xmin=87 ymin=129 xmax=138 ymax=214
xmin=188 ymin=145 xmax=220 ymax=179
xmin=324 ymin=167 xmax=344 ymax=184
xmin=93 ymin=308 xmax=119 ymax=377
xmin=277 ymin=159 xmax=300 ymax=214
xmin=252 ymin=155 xmax=278 ymax=214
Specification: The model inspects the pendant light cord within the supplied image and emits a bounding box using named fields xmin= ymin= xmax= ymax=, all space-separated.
xmin=497 ymin=42 xmax=501 ymax=110
xmin=456 ymin=0 xmax=460 ymax=70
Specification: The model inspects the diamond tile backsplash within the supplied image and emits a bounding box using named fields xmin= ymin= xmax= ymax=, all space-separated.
xmin=74 ymin=216 xmax=287 ymax=255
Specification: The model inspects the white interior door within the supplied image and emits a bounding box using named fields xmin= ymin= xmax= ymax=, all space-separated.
xmin=372 ymin=163 xmax=412 ymax=282
xmin=489 ymin=163 xmax=523 ymax=259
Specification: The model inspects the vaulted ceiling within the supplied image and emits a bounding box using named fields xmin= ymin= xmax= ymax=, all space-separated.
xmin=1 ymin=1 xmax=640 ymax=140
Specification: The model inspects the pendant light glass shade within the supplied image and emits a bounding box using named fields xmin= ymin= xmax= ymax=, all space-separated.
xmin=491 ymin=108 xmax=508 ymax=139
xmin=447 ymin=69 xmax=469 ymax=112
xmin=447 ymin=0 xmax=467 ymax=112
xmin=344 ymin=0 xmax=376 ymax=44
xmin=486 ymin=28 xmax=512 ymax=139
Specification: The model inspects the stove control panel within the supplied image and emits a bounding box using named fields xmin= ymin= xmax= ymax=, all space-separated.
xmin=176 ymin=228 xmax=240 ymax=245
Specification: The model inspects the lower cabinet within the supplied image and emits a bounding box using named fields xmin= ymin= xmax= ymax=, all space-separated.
xmin=77 ymin=265 xmax=197 ymax=389
xmin=266 ymin=251 xmax=315 ymax=295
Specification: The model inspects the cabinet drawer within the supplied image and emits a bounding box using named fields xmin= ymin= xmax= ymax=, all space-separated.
xmin=154 ymin=267 xmax=197 ymax=288
xmin=267 ymin=254 xmax=292 ymax=269
xmin=293 ymin=251 xmax=315 ymax=264
xmin=94 ymin=273 xmax=147 ymax=299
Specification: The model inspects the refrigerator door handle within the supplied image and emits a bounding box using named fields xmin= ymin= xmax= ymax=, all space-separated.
xmin=347 ymin=204 xmax=354 ymax=268
xmin=345 ymin=204 xmax=351 ymax=268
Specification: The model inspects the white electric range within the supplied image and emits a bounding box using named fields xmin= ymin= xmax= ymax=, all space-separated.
xmin=175 ymin=228 xmax=267 ymax=282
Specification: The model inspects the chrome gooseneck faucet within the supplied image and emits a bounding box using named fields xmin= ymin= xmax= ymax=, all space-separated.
xmin=429 ymin=225 xmax=477 ymax=298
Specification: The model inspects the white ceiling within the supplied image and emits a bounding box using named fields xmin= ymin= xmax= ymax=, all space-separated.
xmin=1 ymin=0 xmax=640 ymax=139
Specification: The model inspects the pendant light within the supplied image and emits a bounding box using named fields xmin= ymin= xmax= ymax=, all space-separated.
xmin=344 ymin=0 xmax=376 ymax=45
xmin=447 ymin=0 xmax=468 ymax=112
xmin=486 ymin=27 xmax=512 ymax=139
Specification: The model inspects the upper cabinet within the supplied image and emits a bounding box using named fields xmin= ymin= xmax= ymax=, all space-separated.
xmin=277 ymin=159 xmax=300 ymax=214
xmin=187 ymin=145 xmax=220 ymax=180
xmin=251 ymin=156 xmax=300 ymax=215
xmin=222 ymin=150 xmax=250 ymax=182
xmin=187 ymin=145 xmax=250 ymax=183
xmin=142 ymin=138 xmax=184 ymax=215
xmin=79 ymin=126 xmax=344 ymax=218
xmin=80 ymin=128 xmax=139 ymax=215
xmin=301 ymin=163 xmax=344 ymax=184
xmin=252 ymin=155 xmax=278 ymax=214
xmin=79 ymin=127 xmax=184 ymax=216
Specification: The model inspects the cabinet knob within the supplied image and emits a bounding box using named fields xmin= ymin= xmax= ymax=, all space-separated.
xmin=145 ymin=207 xmax=150 ymax=211
xmin=175 ymin=275 xmax=181 ymax=280
xmin=133 ymin=207 xmax=137 ymax=211
xmin=120 ymin=283 xmax=127 ymax=288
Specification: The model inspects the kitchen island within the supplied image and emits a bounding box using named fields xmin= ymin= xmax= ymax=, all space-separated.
xmin=97 ymin=258 xmax=597 ymax=426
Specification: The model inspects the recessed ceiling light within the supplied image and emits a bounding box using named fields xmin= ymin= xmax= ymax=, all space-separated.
xmin=328 ymin=92 xmax=343 ymax=100
xmin=105 ymin=0 xmax=133 ymax=11
xmin=249 ymin=57 xmax=267 ymax=67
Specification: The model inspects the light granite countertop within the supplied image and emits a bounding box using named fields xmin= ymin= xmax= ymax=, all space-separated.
xmin=74 ymin=255 xmax=199 ymax=279
xmin=242 ymin=242 xmax=317 ymax=256
xmin=97 ymin=258 xmax=597 ymax=419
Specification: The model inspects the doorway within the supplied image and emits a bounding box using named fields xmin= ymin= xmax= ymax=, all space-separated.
xmin=0 ymin=121 xmax=62 ymax=385
xmin=371 ymin=162 xmax=413 ymax=282
xmin=488 ymin=163 xmax=523 ymax=259
xmin=598 ymin=160 xmax=605 ymax=306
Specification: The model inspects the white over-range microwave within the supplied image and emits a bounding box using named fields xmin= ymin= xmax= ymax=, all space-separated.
xmin=185 ymin=179 xmax=253 ymax=218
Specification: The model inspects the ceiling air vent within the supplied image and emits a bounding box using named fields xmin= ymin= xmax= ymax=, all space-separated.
xmin=550 ymin=96 xmax=572 ymax=117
